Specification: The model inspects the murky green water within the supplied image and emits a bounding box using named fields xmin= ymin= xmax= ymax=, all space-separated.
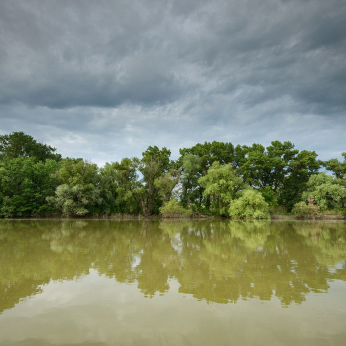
xmin=0 ymin=220 xmax=346 ymax=345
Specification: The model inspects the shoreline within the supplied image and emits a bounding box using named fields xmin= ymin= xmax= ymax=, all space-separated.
xmin=0 ymin=213 xmax=344 ymax=221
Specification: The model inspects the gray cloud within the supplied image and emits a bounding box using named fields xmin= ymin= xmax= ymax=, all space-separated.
xmin=0 ymin=0 xmax=345 ymax=163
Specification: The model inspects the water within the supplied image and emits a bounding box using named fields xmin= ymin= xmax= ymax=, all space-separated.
xmin=0 ymin=220 xmax=346 ymax=345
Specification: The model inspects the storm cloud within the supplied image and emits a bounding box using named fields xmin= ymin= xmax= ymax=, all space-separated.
xmin=0 ymin=0 xmax=345 ymax=164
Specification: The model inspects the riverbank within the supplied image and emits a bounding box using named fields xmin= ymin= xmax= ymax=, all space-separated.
xmin=1 ymin=213 xmax=344 ymax=220
xmin=272 ymin=211 xmax=345 ymax=220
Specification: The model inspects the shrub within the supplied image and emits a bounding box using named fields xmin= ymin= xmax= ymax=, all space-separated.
xmin=292 ymin=195 xmax=321 ymax=217
xmin=302 ymin=173 xmax=346 ymax=210
xmin=159 ymin=200 xmax=192 ymax=218
xmin=47 ymin=184 xmax=102 ymax=216
xmin=229 ymin=190 xmax=270 ymax=219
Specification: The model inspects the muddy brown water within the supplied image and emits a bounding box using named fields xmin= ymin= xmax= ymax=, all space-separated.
xmin=0 ymin=220 xmax=346 ymax=345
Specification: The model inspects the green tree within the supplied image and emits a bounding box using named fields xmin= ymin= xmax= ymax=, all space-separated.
xmin=133 ymin=146 xmax=172 ymax=215
xmin=0 ymin=132 xmax=61 ymax=162
xmin=54 ymin=158 xmax=99 ymax=186
xmin=323 ymin=152 xmax=346 ymax=179
xmin=259 ymin=186 xmax=278 ymax=207
xmin=229 ymin=190 xmax=270 ymax=219
xmin=238 ymin=142 xmax=320 ymax=211
xmin=0 ymin=157 xmax=59 ymax=217
xmin=154 ymin=169 xmax=181 ymax=203
xmin=240 ymin=141 xmax=297 ymax=190
xmin=198 ymin=162 xmax=247 ymax=216
xmin=301 ymin=173 xmax=346 ymax=210
xmin=141 ymin=145 xmax=172 ymax=173
xmin=179 ymin=141 xmax=237 ymax=209
xmin=179 ymin=141 xmax=236 ymax=175
xmin=180 ymin=153 xmax=203 ymax=208
xmin=48 ymin=158 xmax=104 ymax=215
xmin=278 ymin=150 xmax=320 ymax=211
xmin=47 ymin=184 xmax=103 ymax=216
xmin=101 ymin=158 xmax=141 ymax=214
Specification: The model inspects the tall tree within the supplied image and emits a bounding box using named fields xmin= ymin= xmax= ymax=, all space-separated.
xmin=239 ymin=141 xmax=320 ymax=211
xmin=180 ymin=153 xmax=203 ymax=207
xmin=134 ymin=146 xmax=172 ymax=215
xmin=179 ymin=141 xmax=235 ymax=175
xmin=179 ymin=141 xmax=236 ymax=209
xmin=0 ymin=157 xmax=59 ymax=217
xmin=47 ymin=158 xmax=103 ymax=216
xmin=279 ymin=150 xmax=320 ymax=211
xmin=154 ymin=169 xmax=181 ymax=203
xmin=54 ymin=158 xmax=99 ymax=186
xmin=198 ymin=162 xmax=246 ymax=216
xmin=240 ymin=141 xmax=298 ymax=191
xmin=0 ymin=132 xmax=61 ymax=162
xmin=101 ymin=158 xmax=141 ymax=214
xmin=323 ymin=152 xmax=346 ymax=179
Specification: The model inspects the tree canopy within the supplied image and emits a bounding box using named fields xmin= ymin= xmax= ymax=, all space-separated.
xmin=0 ymin=132 xmax=61 ymax=162
xmin=0 ymin=131 xmax=344 ymax=218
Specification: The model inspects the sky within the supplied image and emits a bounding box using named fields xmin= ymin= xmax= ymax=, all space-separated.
xmin=0 ymin=0 xmax=345 ymax=165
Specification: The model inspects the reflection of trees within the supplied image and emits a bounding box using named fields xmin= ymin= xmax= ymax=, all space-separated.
xmin=0 ymin=220 xmax=346 ymax=313
xmin=175 ymin=221 xmax=346 ymax=305
xmin=293 ymin=222 xmax=346 ymax=282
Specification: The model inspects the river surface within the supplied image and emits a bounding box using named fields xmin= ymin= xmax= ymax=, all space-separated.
xmin=0 ymin=220 xmax=346 ymax=345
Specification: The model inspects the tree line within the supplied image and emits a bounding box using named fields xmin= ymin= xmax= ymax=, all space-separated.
xmin=0 ymin=131 xmax=345 ymax=218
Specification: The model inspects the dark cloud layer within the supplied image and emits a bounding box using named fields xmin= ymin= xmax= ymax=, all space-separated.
xmin=0 ymin=0 xmax=345 ymax=164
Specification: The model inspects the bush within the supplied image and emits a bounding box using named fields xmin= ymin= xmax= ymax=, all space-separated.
xmin=302 ymin=173 xmax=346 ymax=210
xmin=47 ymin=184 xmax=102 ymax=216
xmin=292 ymin=195 xmax=321 ymax=217
xmin=159 ymin=200 xmax=192 ymax=218
xmin=268 ymin=205 xmax=289 ymax=215
xmin=229 ymin=190 xmax=270 ymax=219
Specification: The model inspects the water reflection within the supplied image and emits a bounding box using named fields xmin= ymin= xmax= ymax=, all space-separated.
xmin=1 ymin=220 xmax=346 ymax=313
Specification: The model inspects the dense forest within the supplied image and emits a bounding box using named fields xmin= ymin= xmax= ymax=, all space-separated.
xmin=0 ymin=132 xmax=345 ymax=218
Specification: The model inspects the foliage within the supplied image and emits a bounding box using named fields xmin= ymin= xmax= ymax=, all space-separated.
xmin=198 ymin=162 xmax=246 ymax=216
xmin=301 ymin=172 xmax=346 ymax=210
xmin=179 ymin=141 xmax=236 ymax=175
xmin=277 ymin=149 xmax=321 ymax=211
xmin=133 ymin=146 xmax=172 ymax=215
xmin=54 ymin=158 xmax=100 ymax=186
xmin=142 ymin=145 xmax=172 ymax=174
xmin=292 ymin=196 xmax=321 ymax=217
xmin=323 ymin=152 xmax=346 ymax=179
xmin=180 ymin=153 xmax=203 ymax=207
xmin=159 ymin=199 xmax=192 ymax=218
xmin=240 ymin=141 xmax=297 ymax=190
xmin=179 ymin=140 xmax=321 ymax=212
xmin=100 ymin=158 xmax=140 ymax=214
xmin=228 ymin=189 xmax=270 ymax=219
xmin=238 ymin=142 xmax=320 ymax=211
xmin=179 ymin=141 xmax=240 ymax=209
xmin=154 ymin=169 xmax=181 ymax=202
xmin=259 ymin=186 xmax=278 ymax=207
xmin=0 ymin=157 xmax=59 ymax=217
xmin=48 ymin=158 xmax=106 ymax=215
xmin=0 ymin=132 xmax=343 ymax=218
xmin=0 ymin=132 xmax=61 ymax=162
xmin=47 ymin=184 xmax=103 ymax=216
